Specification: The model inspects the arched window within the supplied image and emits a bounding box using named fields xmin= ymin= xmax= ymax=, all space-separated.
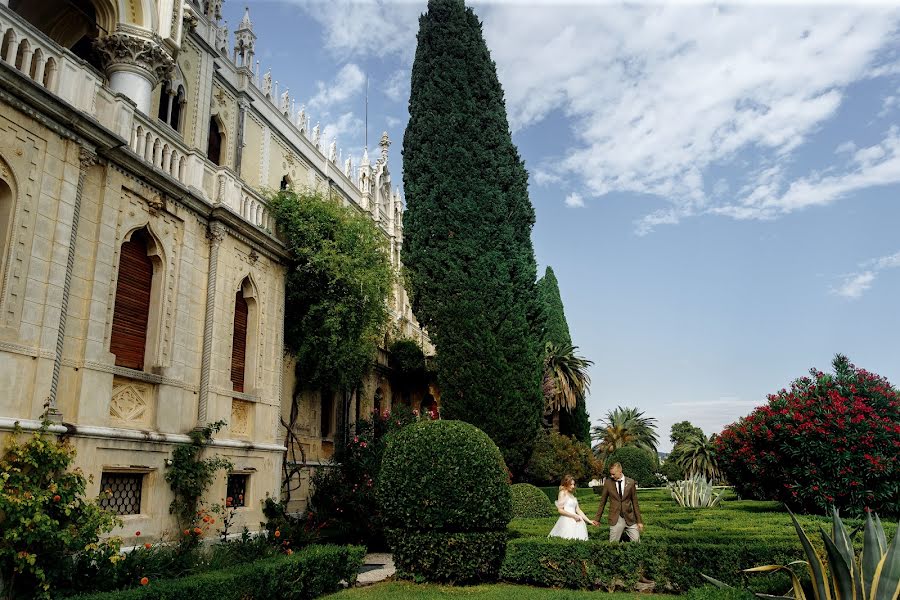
xmin=207 ymin=116 xmax=224 ymax=166
xmin=0 ymin=174 xmax=15 ymax=302
xmin=231 ymin=290 xmax=248 ymax=392
xmin=110 ymin=229 xmax=156 ymax=370
xmin=157 ymin=80 xmax=171 ymax=123
xmin=171 ymin=86 xmax=185 ymax=132
xmin=231 ymin=277 xmax=258 ymax=393
xmin=279 ymin=175 xmax=291 ymax=191
xmin=157 ymin=80 xmax=186 ymax=133
xmin=373 ymin=387 xmax=383 ymax=416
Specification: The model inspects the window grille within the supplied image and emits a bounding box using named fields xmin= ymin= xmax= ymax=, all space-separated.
xmin=227 ymin=474 xmax=249 ymax=507
xmin=99 ymin=472 xmax=144 ymax=515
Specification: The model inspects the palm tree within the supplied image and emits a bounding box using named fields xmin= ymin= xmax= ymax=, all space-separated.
xmin=591 ymin=406 xmax=659 ymax=464
xmin=673 ymin=433 xmax=719 ymax=481
xmin=542 ymin=342 xmax=593 ymax=431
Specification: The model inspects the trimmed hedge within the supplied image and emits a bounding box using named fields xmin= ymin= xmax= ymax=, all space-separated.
xmin=69 ymin=544 xmax=365 ymax=600
xmin=606 ymin=446 xmax=656 ymax=487
xmin=378 ymin=420 xmax=512 ymax=532
xmin=500 ymin=537 xmax=799 ymax=593
xmin=386 ymin=530 xmax=508 ymax=584
xmin=511 ymin=484 xmax=556 ymax=518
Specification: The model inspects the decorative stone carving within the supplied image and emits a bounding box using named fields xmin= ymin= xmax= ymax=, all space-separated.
xmin=94 ymin=31 xmax=175 ymax=85
xmin=297 ymin=105 xmax=306 ymax=132
xmin=344 ymin=156 xmax=352 ymax=177
xmin=312 ymin=123 xmax=320 ymax=148
xmin=208 ymin=221 xmax=227 ymax=246
xmin=110 ymin=377 xmax=153 ymax=424
xmin=280 ymin=90 xmax=290 ymax=113
xmin=231 ymin=399 xmax=251 ymax=437
xmin=329 ymin=139 xmax=337 ymax=163
xmin=262 ymin=70 xmax=272 ymax=97
xmin=379 ymin=131 xmax=391 ymax=162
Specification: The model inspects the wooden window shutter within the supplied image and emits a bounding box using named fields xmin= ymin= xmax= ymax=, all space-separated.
xmin=231 ymin=291 xmax=248 ymax=392
xmin=110 ymin=231 xmax=153 ymax=370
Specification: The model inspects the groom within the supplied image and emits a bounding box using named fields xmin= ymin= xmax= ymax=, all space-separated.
xmin=595 ymin=462 xmax=644 ymax=543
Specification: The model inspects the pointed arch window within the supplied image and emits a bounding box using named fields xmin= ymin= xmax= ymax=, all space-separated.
xmin=207 ymin=116 xmax=224 ymax=166
xmin=110 ymin=229 xmax=160 ymax=371
xmin=0 ymin=175 xmax=15 ymax=304
xmin=231 ymin=277 xmax=258 ymax=393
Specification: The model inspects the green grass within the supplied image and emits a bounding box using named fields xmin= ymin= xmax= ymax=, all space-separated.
xmin=509 ymin=488 xmax=896 ymax=544
xmin=325 ymin=581 xmax=674 ymax=599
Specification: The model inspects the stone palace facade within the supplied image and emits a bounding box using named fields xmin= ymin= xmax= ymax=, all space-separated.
xmin=0 ymin=0 xmax=436 ymax=541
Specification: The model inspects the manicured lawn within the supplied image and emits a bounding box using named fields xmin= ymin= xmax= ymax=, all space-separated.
xmin=509 ymin=487 xmax=896 ymax=543
xmin=325 ymin=581 xmax=678 ymax=599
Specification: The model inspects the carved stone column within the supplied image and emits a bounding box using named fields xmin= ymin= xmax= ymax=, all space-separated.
xmin=197 ymin=221 xmax=227 ymax=425
xmin=47 ymin=147 xmax=97 ymax=420
xmin=94 ymin=30 xmax=174 ymax=115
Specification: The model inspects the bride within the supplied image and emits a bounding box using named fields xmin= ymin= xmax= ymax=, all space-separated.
xmin=548 ymin=474 xmax=598 ymax=541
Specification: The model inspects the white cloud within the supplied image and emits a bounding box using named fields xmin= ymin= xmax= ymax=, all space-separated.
xmin=385 ymin=116 xmax=403 ymax=128
xmin=308 ymin=63 xmax=366 ymax=112
xmin=298 ymin=2 xmax=900 ymax=233
xmin=322 ymin=112 xmax=365 ymax=153
xmin=833 ymin=271 xmax=877 ymax=299
xmin=831 ymin=248 xmax=900 ymax=299
xmin=564 ymin=192 xmax=585 ymax=208
xmin=383 ymin=69 xmax=409 ymax=103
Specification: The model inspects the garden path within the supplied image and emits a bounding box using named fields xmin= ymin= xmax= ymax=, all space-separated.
xmin=356 ymin=553 xmax=395 ymax=585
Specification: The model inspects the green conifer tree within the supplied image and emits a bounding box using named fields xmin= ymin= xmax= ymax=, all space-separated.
xmin=402 ymin=0 xmax=543 ymax=474
xmin=537 ymin=266 xmax=591 ymax=442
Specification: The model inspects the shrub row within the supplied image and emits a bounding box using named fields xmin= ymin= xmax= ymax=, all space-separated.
xmin=500 ymin=537 xmax=801 ymax=593
xmin=69 ymin=544 xmax=366 ymax=600
xmin=386 ymin=530 xmax=508 ymax=584
xmin=511 ymin=483 xmax=556 ymax=518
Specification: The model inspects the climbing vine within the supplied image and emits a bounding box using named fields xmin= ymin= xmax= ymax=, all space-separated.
xmin=164 ymin=420 xmax=231 ymax=529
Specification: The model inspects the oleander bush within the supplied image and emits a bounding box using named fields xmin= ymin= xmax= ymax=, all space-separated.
xmin=68 ymin=544 xmax=365 ymax=600
xmin=378 ymin=420 xmax=512 ymax=582
xmin=605 ymin=446 xmax=656 ymax=488
xmin=716 ymin=354 xmax=900 ymax=516
xmin=510 ymin=484 xmax=556 ymax=518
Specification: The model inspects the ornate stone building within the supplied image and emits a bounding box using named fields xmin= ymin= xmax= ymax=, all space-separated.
xmin=0 ymin=0 xmax=435 ymax=540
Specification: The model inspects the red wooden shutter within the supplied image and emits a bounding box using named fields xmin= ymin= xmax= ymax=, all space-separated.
xmin=110 ymin=231 xmax=153 ymax=370
xmin=231 ymin=292 xmax=248 ymax=392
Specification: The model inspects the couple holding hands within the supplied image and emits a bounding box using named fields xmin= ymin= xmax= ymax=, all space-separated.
xmin=548 ymin=462 xmax=644 ymax=542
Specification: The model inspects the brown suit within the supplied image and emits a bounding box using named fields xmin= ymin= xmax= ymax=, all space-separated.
xmin=596 ymin=476 xmax=643 ymax=542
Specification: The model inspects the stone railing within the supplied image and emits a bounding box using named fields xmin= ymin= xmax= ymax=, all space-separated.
xmin=130 ymin=111 xmax=191 ymax=184
xmin=0 ymin=5 xmax=102 ymax=114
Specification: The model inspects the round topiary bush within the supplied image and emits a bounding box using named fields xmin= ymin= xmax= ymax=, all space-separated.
xmin=606 ymin=446 xmax=656 ymax=487
xmin=510 ymin=483 xmax=556 ymax=518
xmin=377 ymin=420 xmax=512 ymax=582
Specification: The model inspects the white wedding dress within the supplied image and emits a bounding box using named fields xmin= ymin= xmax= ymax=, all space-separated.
xmin=548 ymin=493 xmax=589 ymax=540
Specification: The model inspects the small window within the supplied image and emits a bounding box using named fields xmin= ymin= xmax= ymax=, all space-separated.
xmin=321 ymin=393 xmax=333 ymax=438
xmin=280 ymin=175 xmax=290 ymax=191
xmin=226 ymin=473 xmax=249 ymax=507
xmin=99 ymin=472 xmax=144 ymax=516
xmin=207 ymin=116 xmax=224 ymax=165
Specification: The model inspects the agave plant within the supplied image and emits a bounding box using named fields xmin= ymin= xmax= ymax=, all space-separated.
xmin=703 ymin=508 xmax=900 ymax=600
xmin=668 ymin=474 xmax=723 ymax=508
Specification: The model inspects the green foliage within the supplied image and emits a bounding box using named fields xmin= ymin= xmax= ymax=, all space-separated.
xmin=536 ymin=266 xmax=572 ymax=348
xmin=268 ymin=188 xmax=394 ymax=390
xmin=307 ymin=406 xmax=418 ymax=547
xmin=164 ymin=421 xmax=231 ymax=529
xmin=388 ymin=339 xmax=427 ymax=390
xmin=591 ymin=406 xmax=660 ymax=466
xmin=659 ymin=457 xmax=686 ymax=483
xmin=378 ymin=420 xmax=512 ymax=532
xmin=68 ymin=544 xmax=366 ymax=600
xmin=505 ymin=488 xmax=897 ymax=593
xmin=523 ymin=430 xmax=600 ymax=486
xmin=605 ymin=446 xmax=656 ymax=488
xmin=716 ymin=354 xmax=900 ymax=516
xmin=386 ymin=530 xmax=508 ymax=584
xmin=261 ymin=499 xmax=325 ymax=552
xmin=702 ymin=508 xmax=900 ymax=600
xmin=684 ymin=585 xmax=756 ymax=600
xmin=510 ymin=484 xmax=556 ymax=519
xmin=671 ymin=434 xmax=720 ymax=481
xmin=0 ymin=422 xmax=120 ymax=599
xmin=670 ymin=421 xmax=705 ymax=447
xmin=402 ymin=0 xmax=543 ymax=475
xmin=668 ymin=475 xmax=723 ymax=508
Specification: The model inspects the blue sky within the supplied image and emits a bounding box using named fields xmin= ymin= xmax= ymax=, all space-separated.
xmin=224 ymin=1 xmax=900 ymax=451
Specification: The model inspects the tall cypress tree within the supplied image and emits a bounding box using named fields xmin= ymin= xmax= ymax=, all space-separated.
xmin=402 ymin=0 xmax=543 ymax=474
xmin=537 ymin=266 xmax=591 ymax=443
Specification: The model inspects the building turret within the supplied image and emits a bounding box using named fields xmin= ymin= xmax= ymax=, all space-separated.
xmin=233 ymin=7 xmax=255 ymax=68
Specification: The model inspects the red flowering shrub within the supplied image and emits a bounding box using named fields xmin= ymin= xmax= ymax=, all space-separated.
xmin=307 ymin=404 xmax=421 ymax=548
xmin=716 ymin=354 xmax=899 ymax=516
